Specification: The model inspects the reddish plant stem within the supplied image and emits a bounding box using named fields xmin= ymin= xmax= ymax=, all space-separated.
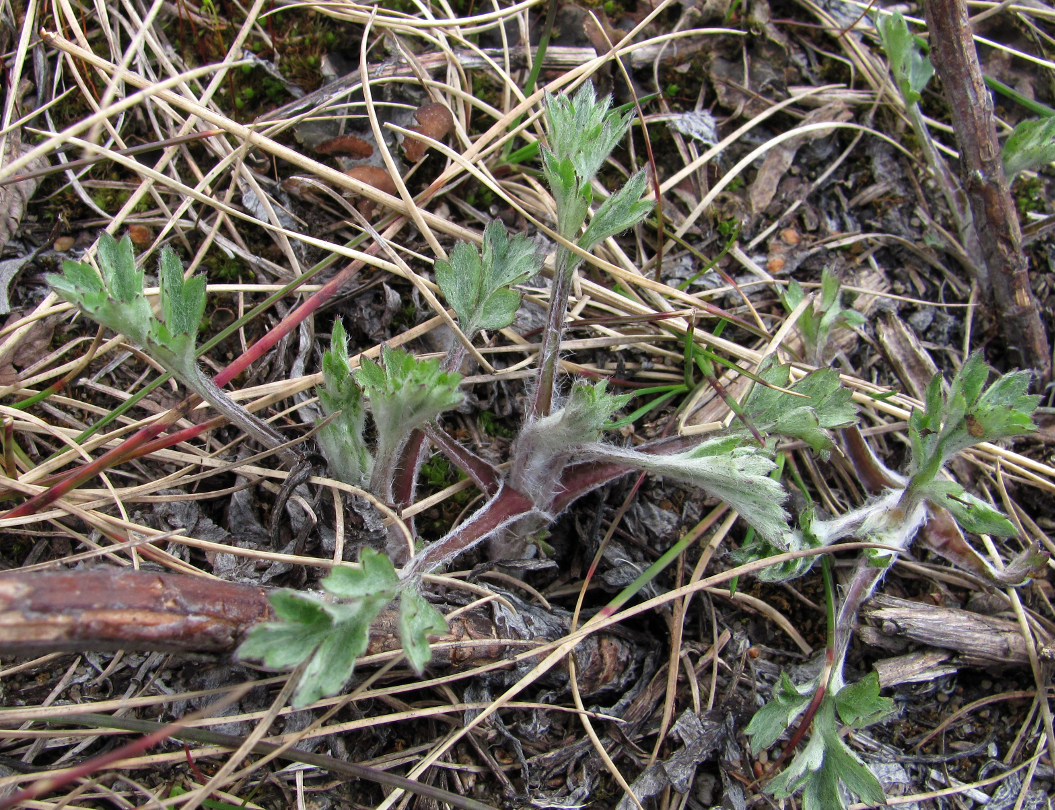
xmin=0 ymin=712 xmax=216 ymax=809
xmin=402 ymin=483 xmax=535 ymax=577
xmin=924 ymin=0 xmax=1051 ymax=381
xmin=2 ymin=248 xmax=377 ymax=520
xmin=2 ymin=393 xmax=204 ymax=520
xmin=211 ymin=255 xmax=367 ymax=389
xmin=57 ymin=713 xmax=501 ymax=810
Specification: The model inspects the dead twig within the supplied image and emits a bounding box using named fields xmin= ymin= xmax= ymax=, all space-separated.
xmin=0 ymin=568 xmax=643 ymax=696
xmin=923 ymin=0 xmax=1052 ymax=382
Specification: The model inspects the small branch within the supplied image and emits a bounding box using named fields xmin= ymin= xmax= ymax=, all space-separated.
xmin=924 ymin=0 xmax=1051 ymax=381
xmin=0 ymin=569 xmax=272 ymax=655
xmin=0 ymin=568 xmax=641 ymax=696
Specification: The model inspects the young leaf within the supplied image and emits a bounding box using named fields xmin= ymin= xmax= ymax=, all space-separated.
xmin=435 ymin=221 xmax=541 ymax=337
xmin=356 ymin=345 xmax=463 ymax=465
xmin=907 ymin=353 xmax=1038 ymax=486
xmin=747 ymin=671 xmax=812 ymax=750
xmin=323 ymin=547 xmax=400 ymax=601
xmin=47 ymin=233 xmax=153 ymax=345
xmin=739 ymin=360 xmax=857 ymax=456
xmin=732 ymin=526 xmax=820 ymax=582
xmin=544 ymin=83 xmax=634 ymax=186
xmin=236 ymin=591 xmax=334 ymax=671
xmin=782 ymin=279 xmax=806 ymax=312
xmin=878 ymin=11 xmax=934 ymax=105
xmin=578 ymin=169 xmax=653 ymax=251
xmin=586 ymin=436 xmax=792 ymax=549
xmin=317 ymin=320 xmax=372 ymax=487
xmin=916 ymin=481 xmax=1017 ymax=536
xmin=293 ymin=608 xmax=373 ymax=707
xmin=158 ymin=246 xmax=206 ymax=340
xmin=399 ymin=589 xmax=448 ymax=674
xmin=541 ymin=149 xmax=592 ymax=240
xmin=551 ymin=380 xmax=632 ymax=442
xmin=1003 ymin=117 xmax=1055 ymax=180
xmin=766 ymin=697 xmax=885 ymax=810
xmin=834 ymin=672 xmax=894 ymax=729
xmin=782 ymin=269 xmax=865 ymax=363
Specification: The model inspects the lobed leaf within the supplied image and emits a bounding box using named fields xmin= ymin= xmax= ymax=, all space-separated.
xmin=746 ymin=671 xmax=811 ymax=750
xmin=236 ymin=591 xmax=333 ymax=671
xmin=317 ymin=320 xmax=372 ymax=487
xmin=578 ymin=169 xmax=653 ymax=251
xmin=436 ymin=221 xmax=541 ymax=337
xmin=399 ymin=589 xmax=448 ymax=674
xmin=323 ymin=547 xmax=400 ymax=601
xmin=740 ymin=360 xmax=856 ymax=456
xmin=908 ymin=353 xmax=1037 ymax=484
xmin=878 ymin=11 xmax=934 ymax=105
xmin=97 ymin=232 xmax=144 ymax=304
xmin=834 ymin=672 xmax=894 ymax=729
xmin=293 ymin=609 xmax=373 ymax=707
xmin=47 ymin=234 xmax=153 ymax=345
xmin=158 ymin=246 xmax=206 ymax=340
xmin=590 ymin=437 xmax=792 ymax=550
xmin=356 ymin=345 xmax=463 ymax=460
xmin=544 ymin=83 xmax=634 ymax=185
xmin=766 ymin=697 xmax=885 ymax=810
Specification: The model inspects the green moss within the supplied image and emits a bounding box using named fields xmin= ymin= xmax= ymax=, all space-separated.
xmin=463 ymin=185 xmax=496 ymax=210
xmin=202 ymin=254 xmax=243 ymax=282
xmin=1013 ymin=175 xmax=1048 ymax=216
xmin=478 ymin=410 xmax=514 ymax=439
xmin=717 ymin=217 xmax=740 ymax=239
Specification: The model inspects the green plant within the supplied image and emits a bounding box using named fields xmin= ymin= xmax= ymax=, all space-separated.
xmin=985 ymin=66 xmax=1055 ymax=180
xmin=877 ymin=12 xmax=975 ymax=261
xmin=745 ymin=352 xmax=1040 ymax=809
xmin=781 ymin=268 xmax=866 ymax=365
xmin=47 ymin=234 xmax=297 ymax=466
xmin=877 ymin=12 xmax=933 ymax=105
xmin=1003 ymin=117 xmax=1055 ymax=180
xmin=238 ymin=548 xmax=444 ymax=706
xmin=38 ymin=90 xmax=1042 ymax=810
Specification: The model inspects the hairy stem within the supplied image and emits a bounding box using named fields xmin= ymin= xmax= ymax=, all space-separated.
xmin=402 ymin=484 xmax=536 ymax=578
xmin=530 ymin=245 xmax=577 ymax=420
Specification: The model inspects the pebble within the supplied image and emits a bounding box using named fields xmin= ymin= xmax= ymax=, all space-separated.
xmin=54 ymin=235 xmax=75 ymax=251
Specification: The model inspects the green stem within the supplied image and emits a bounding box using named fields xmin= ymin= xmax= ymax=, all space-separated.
xmin=522 ymin=0 xmax=559 ymax=99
